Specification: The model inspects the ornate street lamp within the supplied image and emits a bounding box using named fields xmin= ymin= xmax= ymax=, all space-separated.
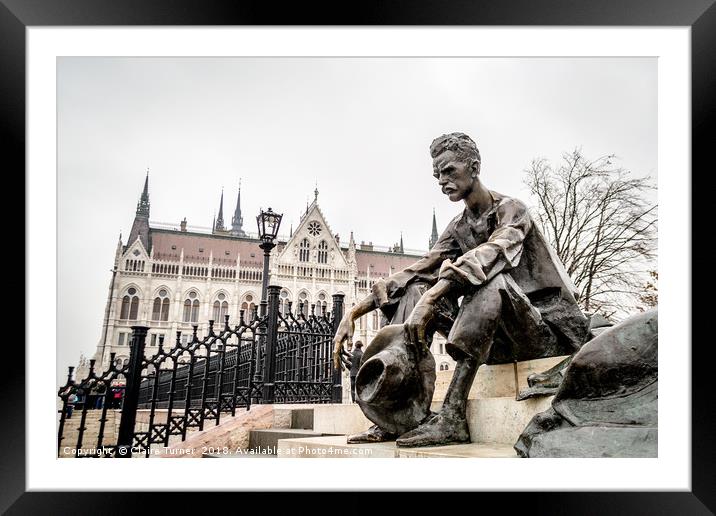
xmin=256 ymin=207 xmax=283 ymax=303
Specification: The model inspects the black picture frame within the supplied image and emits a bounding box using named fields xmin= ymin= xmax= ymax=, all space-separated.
xmin=5 ymin=0 xmax=712 ymax=513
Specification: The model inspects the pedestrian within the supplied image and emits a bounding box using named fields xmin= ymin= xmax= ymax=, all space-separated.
xmin=94 ymin=384 xmax=106 ymax=409
xmin=350 ymin=341 xmax=364 ymax=403
xmin=66 ymin=391 xmax=77 ymax=419
xmin=75 ymin=388 xmax=85 ymax=411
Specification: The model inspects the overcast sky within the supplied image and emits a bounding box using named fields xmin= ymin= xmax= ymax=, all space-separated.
xmin=57 ymin=57 xmax=656 ymax=382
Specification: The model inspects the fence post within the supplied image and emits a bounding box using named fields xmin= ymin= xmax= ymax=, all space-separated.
xmin=116 ymin=325 xmax=148 ymax=458
xmin=331 ymin=293 xmax=345 ymax=403
xmin=261 ymin=285 xmax=281 ymax=404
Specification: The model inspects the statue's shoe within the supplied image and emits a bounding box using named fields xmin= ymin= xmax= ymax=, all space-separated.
xmin=347 ymin=424 xmax=397 ymax=444
xmin=395 ymin=413 xmax=470 ymax=448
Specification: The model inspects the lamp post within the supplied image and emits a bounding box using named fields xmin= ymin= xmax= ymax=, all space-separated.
xmin=256 ymin=207 xmax=282 ymax=404
xmin=256 ymin=207 xmax=283 ymax=304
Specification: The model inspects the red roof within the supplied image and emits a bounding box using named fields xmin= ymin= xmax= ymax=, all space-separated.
xmin=150 ymin=229 xmax=269 ymax=268
xmin=150 ymin=227 xmax=419 ymax=274
xmin=355 ymin=249 xmax=423 ymax=277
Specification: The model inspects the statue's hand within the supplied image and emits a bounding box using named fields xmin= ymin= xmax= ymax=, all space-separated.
xmin=372 ymin=278 xmax=390 ymax=307
xmin=405 ymin=300 xmax=435 ymax=357
xmin=333 ymin=313 xmax=355 ymax=370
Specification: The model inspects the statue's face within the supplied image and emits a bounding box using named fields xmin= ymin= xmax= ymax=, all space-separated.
xmin=432 ymin=150 xmax=476 ymax=202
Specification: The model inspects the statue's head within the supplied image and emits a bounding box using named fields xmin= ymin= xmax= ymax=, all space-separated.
xmin=430 ymin=132 xmax=481 ymax=202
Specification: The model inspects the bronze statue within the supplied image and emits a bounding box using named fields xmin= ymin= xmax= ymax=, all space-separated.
xmin=333 ymin=132 xmax=589 ymax=447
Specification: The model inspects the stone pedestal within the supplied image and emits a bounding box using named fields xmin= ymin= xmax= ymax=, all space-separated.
xmin=276 ymin=356 xmax=568 ymax=457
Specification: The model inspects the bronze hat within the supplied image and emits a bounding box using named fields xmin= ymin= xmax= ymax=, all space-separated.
xmin=355 ymin=324 xmax=436 ymax=435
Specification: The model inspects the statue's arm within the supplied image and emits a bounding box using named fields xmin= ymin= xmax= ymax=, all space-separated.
xmin=373 ymin=221 xmax=462 ymax=312
xmin=438 ymin=198 xmax=532 ymax=289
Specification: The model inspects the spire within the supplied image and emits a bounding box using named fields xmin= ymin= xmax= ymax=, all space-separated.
xmin=429 ymin=208 xmax=439 ymax=249
xmin=290 ymin=223 xmax=293 ymax=238
xmin=114 ymin=232 xmax=123 ymax=265
xmin=231 ymin=179 xmax=246 ymax=237
xmin=136 ymin=169 xmax=150 ymax=217
xmin=215 ymin=189 xmax=225 ymax=231
xmin=347 ymin=231 xmax=356 ymax=264
xmin=400 ymin=232 xmax=404 ymax=254
xmin=314 ymin=181 xmax=319 ymax=202
xmin=128 ymin=171 xmax=151 ymax=251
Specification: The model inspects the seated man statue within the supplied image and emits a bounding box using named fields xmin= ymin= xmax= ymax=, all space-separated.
xmin=333 ymin=132 xmax=589 ymax=447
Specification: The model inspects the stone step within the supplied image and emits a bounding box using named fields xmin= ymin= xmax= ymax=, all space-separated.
xmin=249 ymin=428 xmax=325 ymax=451
xmin=309 ymin=395 xmax=553 ymax=445
xmin=276 ymin=435 xmax=518 ymax=458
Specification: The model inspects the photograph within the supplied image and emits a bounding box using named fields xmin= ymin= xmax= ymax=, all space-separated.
xmin=0 ymin=0 xmax=709 ymax=507
xmin=55 ymin=55 xmax=659 ymax=462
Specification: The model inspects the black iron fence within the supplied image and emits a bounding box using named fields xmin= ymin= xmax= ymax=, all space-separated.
xmin=57 ymin=286 xmax=345 ymax=458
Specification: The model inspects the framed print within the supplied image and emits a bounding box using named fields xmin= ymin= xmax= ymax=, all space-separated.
xmin=6 ymin=0 xmax=713 ymax=512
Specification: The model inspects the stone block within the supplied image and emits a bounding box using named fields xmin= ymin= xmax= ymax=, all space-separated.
xmin=465 ymin=396 xmax=554 ymax=444
xmin=311 ymin=404 xmax=373 ymax=435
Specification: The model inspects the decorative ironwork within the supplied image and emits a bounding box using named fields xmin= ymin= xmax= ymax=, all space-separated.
xmin=57 ymin=286 xmax=344 ymax=458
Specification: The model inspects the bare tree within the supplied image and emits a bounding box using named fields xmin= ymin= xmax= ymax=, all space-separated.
xmin=637 ymin=270 xmax=658 ymax=311
xmin=524 ymin=149 xmax=657 ymax=318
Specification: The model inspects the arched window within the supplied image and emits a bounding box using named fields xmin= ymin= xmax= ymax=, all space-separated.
xmin=115 ymin=356 xmax=130 ymax=368
xmin=152 ymin=289 xmax=170 ymax=321
xmin=372 ymin=311 xmax=380 ymax=330
xmin=241 ymin=294 xmax=256 ymax=320
xmin=212 ymin=293 xmax=229 ymax=322
xmin=183 ymin=291 xmax=199 ymax=323
xmin=299 ymin=238 xmax=310 ymax=262
xmin=317 ymin=292 xmax=327 ymax=316
xmin=317 ymin=240 xmax=328 ymax=264
xmin=130 ymin=297 xmax=139 ymax=320
xmin=120 ymin=287 xmax=140 ymax=320
xmin=120 ymin=297 xmax=130 ymax=319
xmin=279 ymin=289 xmax=291 ymax=316
xmin=298 ymin=291 xmax=309 ymax=316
